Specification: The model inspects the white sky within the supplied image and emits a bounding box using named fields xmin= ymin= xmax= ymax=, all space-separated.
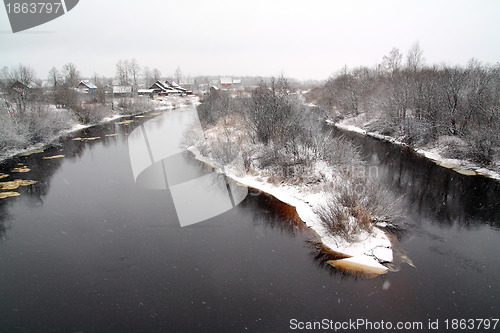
xmin=1 ymin=0 xmax=499 ymax=81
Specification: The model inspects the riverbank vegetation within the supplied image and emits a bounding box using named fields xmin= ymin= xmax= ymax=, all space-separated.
xmin=0 ymin=63 xmax=155 ymax=161
xmin=306 ymin=43 xmax=500 ymax=171
xmin=192 ymin=77 xmax=402 ymax=243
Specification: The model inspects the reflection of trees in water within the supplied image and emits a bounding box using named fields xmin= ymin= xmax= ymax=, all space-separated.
xmin=0 ymin=115 xmax=150 ymax=239
xmin=337 ymin=129 xmax=500 ymax=227
xmin=245 ymin=192 xmax=307 ymax=237
xmin=244 ymin=191 xmax=374 ymax=279
xmin=0 ymin=202 xmax=11 ymax=240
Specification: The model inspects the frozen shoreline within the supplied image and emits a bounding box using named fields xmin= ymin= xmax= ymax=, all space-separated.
xmin=188 ymin=146 xmax=393 ymax=274
xmin=0 ymin=113 xmax=130 ymax=164
xmin=331 ymin=120 xmax=500 ymax=182
xmin=0 ymin=98 xmax=192 ymax=164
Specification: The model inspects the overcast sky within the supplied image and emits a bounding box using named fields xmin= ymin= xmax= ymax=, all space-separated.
xmin=1 ymin=0 xmax=499 ymax=81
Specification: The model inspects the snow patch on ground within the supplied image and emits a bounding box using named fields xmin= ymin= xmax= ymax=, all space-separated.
xmin=328 ymin=255 xmax=389 ymax=274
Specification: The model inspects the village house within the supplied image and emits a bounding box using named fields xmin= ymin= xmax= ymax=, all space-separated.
xmin=7 ymin=80 xmax=40 ymax=97
xmin=219 ymin=77 xmax=242 ymax=90
xmin=148 ymin=80 xmax=192 ymax=96
xmin=220 ymin=77 xmax=232 ymax=89
xmin=112 ymin=86 xmax=133 ymax=97
xmin=76 ymin=80 xmax=97 ymax=93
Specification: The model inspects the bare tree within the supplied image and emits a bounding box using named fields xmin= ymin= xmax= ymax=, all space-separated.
xmin=152 ymin=68 xmax=162 ymax=82
xmin=116 ymin=59 xmax=128 ymax=86
xmin=62 ymin=63 xmax=80 ymax=87
xmin=439 ymin=66 xmax=467 ymax=135
xmin=48 ymin=67 xmax=61 ymax=89
xmin=382 ymin=48 xmax=403 ymax=75
xmin=143 ymin=66 xmax=153 ymax=87
xmin=406 ymin=41 xmax=425 ymax=72
xmin=174 ymin=66 xmax=183 ymax=83
xmin=6 ymin=64 xmax=36 ymax=113
xmin=10 ymin=64 xmax=35 ymax=86
xmin=0 ymin=66 xmax=10 ymax=88
xmin=129 ymin=59 xmax=140 ymax=89
xmin=92 ymin=73 xmax=107 ymax=104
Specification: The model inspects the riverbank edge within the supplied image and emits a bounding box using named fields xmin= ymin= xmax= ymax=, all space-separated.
xmin=330 ymin=120 xmax=500 ymax=182
xmin=0 ymin=99 xmax=186 ymax=164
xmin=188 ymin=146 xmax=393 ymax=274
xmin=0 ymin=112 xmax=138 ymax=164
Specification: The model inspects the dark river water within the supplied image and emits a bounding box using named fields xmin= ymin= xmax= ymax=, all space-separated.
xmin=0 ymin=106 xmax=499 ymax=332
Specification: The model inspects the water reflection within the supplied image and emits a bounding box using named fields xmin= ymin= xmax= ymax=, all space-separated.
xmin=0 ymin=203 xmax=9 ymax=239
xmin=334 ymin=128 xmax=500 ymax=226
xmin=0 ymin=113 xmax=158 ymax=240
xmin=128 ymin=107 xmax=248 ymax=227
xmin=244 ymin=192 xmax=373 ymax=278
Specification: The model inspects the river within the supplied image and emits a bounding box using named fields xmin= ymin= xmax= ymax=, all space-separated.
xmin=0 ymin=106 xmax=499 ymax=332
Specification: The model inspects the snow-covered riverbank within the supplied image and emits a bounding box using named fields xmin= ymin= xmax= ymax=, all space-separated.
xmin=189 ymin=146 xmax=393 ymax=275
xmin=0 ymin=97 xmax=193 ymax=164
xmin=332 ymin=118 xmax=500 ymax=182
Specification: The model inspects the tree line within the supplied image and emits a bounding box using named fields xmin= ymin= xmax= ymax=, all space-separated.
xmin=308 ymin=43 xmax=500 ymax=166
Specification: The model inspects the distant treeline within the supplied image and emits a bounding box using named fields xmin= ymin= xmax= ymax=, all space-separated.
xmin=307 ymin=43 xmax=500 ymax=165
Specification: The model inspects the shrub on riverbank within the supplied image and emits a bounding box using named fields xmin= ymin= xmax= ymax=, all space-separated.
xmin=315 ymin=178 xmax=403 ymax=241
xmin=116 ymin=97 xmax=155 ymax=116
xmin=0 ymin=99 xmax=74 ymax=155
xmin=315 ymin=192 xmax=372 ymax=242
xmin=74 ymin=103 xmax=113 ymax=125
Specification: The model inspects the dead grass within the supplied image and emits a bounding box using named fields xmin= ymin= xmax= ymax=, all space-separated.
xmin=0 ymin=192 xmax=20 ymax=199
xmin=0 ymin=179 xmax=37 ymax=190
xmin=11 ymin=166 xmax=30 ymax=173
xmin=18 ymin=148 xmax=45 ymax=157
xmin=114 ymin=120 xmax=135 ymax=125
xmin=43 ymin=155 xmax=65 ymax=160
xmin=72 ymin=137 xmax=100 ymax=142
xmin=315 ymin=198 xmax=371 ymax=242
xmin=315 ymin=178 xmax=403 ymax=241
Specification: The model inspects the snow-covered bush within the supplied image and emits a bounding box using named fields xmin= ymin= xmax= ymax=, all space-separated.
xmin=402 ymin=116 xmax=433 ymax=145
xmin=74 ymin=103 xmax=113 ymax=125
xmin=197 ymin=89 xmax=233 ymax=126
xmin=24 ymin=103 xmax=74 ymax=144
xmin=0 ymin=107 xmax=25 ymax=152
xmin=439 ymin=135 xmax=469 ymax=160
xmin=117 ymin=97 xmax=154 ymax=116
xmin=316 ymin=178 xmax=403 ymax=241
xmin=315 ymin=191 xmax=372 ymax=242
xmin=0 ymin=100 xmax=74 ymax=156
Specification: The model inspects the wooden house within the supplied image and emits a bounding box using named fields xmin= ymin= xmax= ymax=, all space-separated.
xmin=77 ymin=80 xmax=97 ymax=93
xmin=220 ymin=77 xmax=232 ymax=89
xmin=149 ymin=80 xmax=191 ymax=96
xmin=112 ymin=86 xmax=133 ymax=97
